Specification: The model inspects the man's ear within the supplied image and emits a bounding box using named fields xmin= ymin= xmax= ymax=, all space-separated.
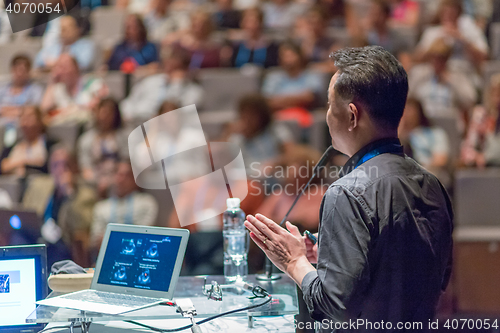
xmin=348 ymin=103 xmax=358 ymax=132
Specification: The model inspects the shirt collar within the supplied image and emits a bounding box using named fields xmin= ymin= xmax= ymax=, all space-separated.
xmin=340 ymin=137 xmax=403 ymax=178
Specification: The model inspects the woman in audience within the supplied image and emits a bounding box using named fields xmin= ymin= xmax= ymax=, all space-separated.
xmin=0 ymin=55 xmax=44 ymax=120
xmin=78 ymin=98 xmax=128 ymax=198
xmin=228 ymin=7 xmax=279 ymax=68
xmin=399 ymin=98 xmax=450 ymax=172
xmin=388 ymin=0 xmax=420 ymax=28
xmin=415 ymin=0 xmax=488 ymax=74
xmin=461 ymin=74 xmax=500 ymax=168
xmin=0 ymin=106 xmax=53 ymax=176
xmin=164 ymin=10 xmax=222 ymax=69
xmin=257 ymin=144 xmax=325 ymax=233
xmin=262 ymin=42 xmax=324 ymax=127
xmin=107 ymin=14 xmax=160 ymax=72
xmin=40 ymin=54 xmax=108 ymax=125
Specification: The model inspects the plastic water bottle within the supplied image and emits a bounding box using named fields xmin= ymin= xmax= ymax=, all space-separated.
xmin=223 ymin=198 xmax=249 ymax=282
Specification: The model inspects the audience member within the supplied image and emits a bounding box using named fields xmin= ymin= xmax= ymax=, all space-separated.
xmin=227 ymin=7 xmax=279 ymax=68
xmin=262 ymin=42 xmax=324 ymax=127
xmin=461 ymin=74 xmax=500 ymax=167
xmin=22 ymin=145 xmax=97 ymax=267
xmin=120 ymin=50 xmax=203 ymax=123
xmin=228 ymin=94 xmax=293 ymax=171
xmin=409 ymin=38 xmax=476 ymax=119
xmin=90 ymin=160 xmax=158 ymax=253
xmin=78 ymin=98 xmax=129 ymax=197
xmin=213 ymin=0 xmax=241 ymax=30
xmin=315 ymin=0 xmax=350 ymax=28
xmin=34 ymin=14 xmax=95 ymax=71
xmin=257 ymin=144 xmax=325 ymax=232
xmin=143 ymin=0 xmax=190 ymax=43
xmin=0 ymin=55 xmax=44 ymax=120
xmin=0 ymin=106 xmax=54 ymax=176
xmin=415 ymin=0 xmax=488 ymax=74
xmin=164 ymin=10 xmax=222 ymax=69
xmin=40 ymin=54 xmax=108 ymax=125
xmin=363 ymin=0 xmax=411 ymax=67
xmin=295 ymin=6 xmax=339 ymax=63
xmin=399 ymin=98 xmax=450 ymax=172
xmin=262 ymin=0 xmax=308 ymax=30
xmin=107 ymin=14 xmax=160 ymax=72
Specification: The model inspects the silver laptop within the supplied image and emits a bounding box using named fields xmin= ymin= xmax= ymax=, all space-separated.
xmin=36 ymin=224 xmax=189 ymax=314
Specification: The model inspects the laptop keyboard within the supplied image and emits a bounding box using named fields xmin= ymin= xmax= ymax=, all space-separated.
xmin=61 ymin=290 xmax=163 ymax=308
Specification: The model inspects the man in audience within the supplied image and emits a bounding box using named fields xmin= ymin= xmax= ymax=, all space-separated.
xmin=120 ymin=50 xmax=203 ymax=123
xmin=409 ymin=38 xmax=476 ymax=120
xmin=0 ymin=55 xmax=44 ymax=120
xmin=40 ymin=54 xmax=108 ymax=125
xmin=262 ymin=0 xmax=308 ymax=30
xmin=90 ymin=160 xmax=158 ymax=255
xmin=22 ymin=145 xmax=97 ymax=267
xmin=143 ymin=0 xmax=189 ymax=43
xmin=262 ymin=42 xmax=324 ymax=127
xmin=34 ymin=14 xmax=96 ymax=72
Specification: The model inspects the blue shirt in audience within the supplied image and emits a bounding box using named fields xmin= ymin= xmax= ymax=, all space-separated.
xmin=0 ymin=81 xmax=44 ymax=107
xmin=262 ymin=69 xmax=324 ymax=97
xmin=107 ymin=41 xmax=159 ymax=71
xmin=34 ymin=38 xmax=96 ymax=71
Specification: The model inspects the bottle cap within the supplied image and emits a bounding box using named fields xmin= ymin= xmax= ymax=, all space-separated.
xmin=226 ymin=198 xmax=241 ymax=209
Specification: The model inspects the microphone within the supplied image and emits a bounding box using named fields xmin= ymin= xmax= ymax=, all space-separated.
xmin=256 ymin=146 xmax=335 ymax=281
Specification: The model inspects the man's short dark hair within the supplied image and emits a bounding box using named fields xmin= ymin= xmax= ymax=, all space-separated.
xmin=10 ymin=54 xmax=31 ymax=69
xmin=330 ymin=46 xmax=408 ymax=130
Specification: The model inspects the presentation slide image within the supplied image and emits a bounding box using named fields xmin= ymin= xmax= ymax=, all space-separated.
xmin=0 ymin=258 xmax=36 ymax=327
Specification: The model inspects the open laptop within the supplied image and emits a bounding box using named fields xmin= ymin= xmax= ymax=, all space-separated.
xmin=0 ymin=210 xmax=41 ymax=246
xmin=0 ymin=244 xmax=48 ymax=333
xmin=36 ymin=224 xmax=189 ymax=314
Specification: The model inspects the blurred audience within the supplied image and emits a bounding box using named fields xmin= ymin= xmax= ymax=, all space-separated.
xmin=0 ymin=55 xmax=44 ymax=120
xmin=415 ymin=0 xmax=488 ymax=75
xmin=164 ymin=10 xmax=222 ymax=69
xmin=78 ymin=98 xmax=129 ymax=197
xmin=388 ymin=0 xmax=420 ymax=28
xmin=257 ymin=144 xmax=325 ymax=232
xmin=144 ymin=0 xmax=190 ymax=43
xmin=262 ymin=42 xmax=324 ymax=127
xmin=107 ymin=14 xmax=160 ymax=72
xmin=34 ymin=14 xmax=96 ymax=72
xmin=22 ymin=145 xmax=97 ymax=267
xmin=461 ymin=74 xmax=500 ymax=168
xmin=90 ymin=160 xmax=158 ymax=254
xmin=0 ymin=106 xmax=54 ymax=176
xmin=120 ymin=50 xmax=203 ymax=123
xmin=409 ymin=38 xmax=476 ymax=120
xmin=227 ymin=7 xmax=279 ymax=68
xmin=40 ymin=54 xmax=108 ymax=125
xmin=228 ymin=94 xmax=293 ymax=171
xmin=399 ymin=98 xmax=450 ymax=172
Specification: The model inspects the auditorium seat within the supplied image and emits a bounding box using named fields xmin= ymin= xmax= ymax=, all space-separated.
xmin=489 ymin=22 xmax=500 ymax=60
xmin=0 ymin=40 xmax=42 ymax=75
xmin=46 ymin=123 xmax=82 ymax=150
xmin=454 ymin=168 xmax=500 ymax=226
xmin=0 ymin=175 xmax=22 ymax=203
xmin=198 ymin=67 xmax=262 ymax=111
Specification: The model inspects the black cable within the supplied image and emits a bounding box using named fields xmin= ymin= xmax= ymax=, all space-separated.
xmin=125 ymin=295 xmax=273 ymax=333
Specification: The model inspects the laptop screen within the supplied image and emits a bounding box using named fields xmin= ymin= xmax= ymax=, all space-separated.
xmin=0 ymin=245 xmax=47 ymax=333
xmin=97 ymin=231 xmax=182 ymax=292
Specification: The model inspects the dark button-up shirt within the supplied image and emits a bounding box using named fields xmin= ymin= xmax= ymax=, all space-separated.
xmin=302 ymin=138 xmax=453 ymax=332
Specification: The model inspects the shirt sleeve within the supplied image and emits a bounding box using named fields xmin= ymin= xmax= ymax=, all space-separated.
xmin=301 ymin=185 xmax=372 ymax=322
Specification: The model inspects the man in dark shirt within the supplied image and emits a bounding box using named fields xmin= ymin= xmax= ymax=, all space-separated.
xmin=244 ymin=46 xmax=453 ymax=332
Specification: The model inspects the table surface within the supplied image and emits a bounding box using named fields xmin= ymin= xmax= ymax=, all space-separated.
xmin=26 ymin=274 xmax=299 ymax=324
